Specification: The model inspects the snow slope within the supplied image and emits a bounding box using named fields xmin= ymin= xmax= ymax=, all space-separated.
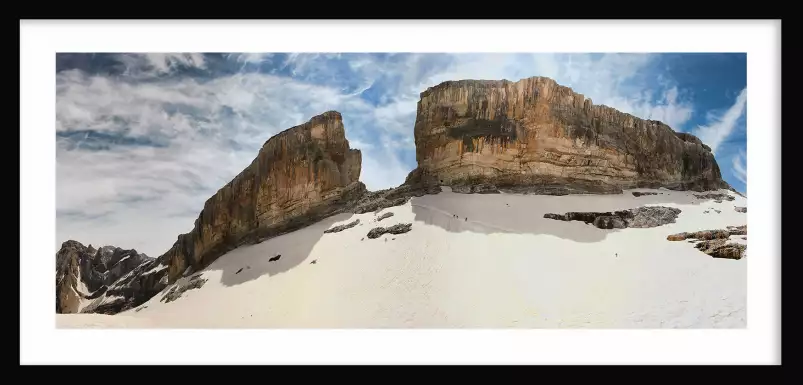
xmin=56 ymin=187 xmax=747 ymax=329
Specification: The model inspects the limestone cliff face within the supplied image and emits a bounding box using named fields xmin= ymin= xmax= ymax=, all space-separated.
xmin=55 ymin=240 xmax=154 ymax=314
xmin=411 ymin=77 xmax=729 ymax=194
xmin=163 ymin=111 xmax=366 ymax=283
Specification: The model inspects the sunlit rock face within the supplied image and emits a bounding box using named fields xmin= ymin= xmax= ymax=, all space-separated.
xmin=162 ymin=111 xmax=366 ymax=283
xmin=410 ymin=76 xmax=729 ymax=195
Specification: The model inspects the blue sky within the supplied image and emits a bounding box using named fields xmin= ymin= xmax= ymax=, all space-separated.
xmin=55 ymin=53 xmax=747 ymax=256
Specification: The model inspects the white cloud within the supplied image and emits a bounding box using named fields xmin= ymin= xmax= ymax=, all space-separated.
xmin=692 ymin=87 xmax=748 ymax=154
xmin=384 ymin=53 xmax=695 ymax=130
xmin=732 ymin=148 xmax=747 ymax=185
xmin=112 ymin=53 xmax=207 ymax=79
xmin=56 ymin=53 xmax=709 ymax=256
xmin=144 ymin=53 xmax=206 ymax=73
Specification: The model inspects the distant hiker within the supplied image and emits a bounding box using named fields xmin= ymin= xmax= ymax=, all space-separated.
xmin=615 ymin=253 xmax=618 ymax=258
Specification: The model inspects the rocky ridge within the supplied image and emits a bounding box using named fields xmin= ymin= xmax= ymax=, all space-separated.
xmin=160 ymin=273 xmax=208 ymax=304
xmin=544 ymin=206 xmax=682 ymax=229
xmin=57 ymin=112 xmax=370 ymax=314
xmin=367 ymin=223 xmax=413 ymax=239
xmin=57 ymin=76 xmax=737 ymax=315
xmin=323 ymin=219 xmax=361 ymax=234
xmin=666 ymin=225 xmax=747 ymax=241
xmin=694 ymin=192 xmax=735 ymax=203
xmin=55 ymin=240 xmax=154 ymax=314
xmin=161 ymin=111 xmax=365 ymax=284
xmin=632 ymin=191 xmax=660 ymax=197
xmin=667 ymin=225 xmax=747 ymax=260
xmin=82 ymin=257 xmax=169 ymax=314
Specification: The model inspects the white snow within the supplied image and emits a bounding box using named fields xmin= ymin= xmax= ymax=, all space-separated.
xmin=71 ymin=272 xmax=90 ymax=313
xmin=728 ymin=234 xmax=748 ymax=246
xmin=69 ymin=285 xmax=87 ymax=313
xmin=56 ymin=188 xmax=747 ymax=329
xmin=75 ymin=275 xmax=89 ymax=296
xmin=141 ymin=263 xmax=167 ymax=276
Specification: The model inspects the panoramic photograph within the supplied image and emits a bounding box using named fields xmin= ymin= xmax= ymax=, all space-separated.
xmin=54 ymin=52 xmax=748 ymax=329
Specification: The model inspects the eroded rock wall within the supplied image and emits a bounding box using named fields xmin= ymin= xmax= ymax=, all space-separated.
xmin=162 ymin=111 xmax=366 ymax=283
xmin=411 ymin=77 xmax=729 ymax=195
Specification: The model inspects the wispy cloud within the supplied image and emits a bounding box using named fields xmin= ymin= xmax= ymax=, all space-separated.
xmin=692 ymin=88 xmax=748 ymax=154
xmin=56 ymin=53 xmax=742 ymax=256
xmin=732 ymin=148 xmax=747 ymax=186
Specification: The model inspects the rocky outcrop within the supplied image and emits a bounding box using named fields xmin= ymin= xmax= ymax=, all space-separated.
xmin=734 ymin=206 xmax=747 ymax=213
xmin=323 ymin=219 xmax=360 ymax=234
xmin=160 ymin=273 xmax=208 ymax=304
xmin=632 ymin=191 xmax=660 ymax=197
xmin=666 ymin=225 xmax=746 ymax=241
xmin=55 ymin=240 xmax=154 ymax=314
xmin=80 ymin=258 xmax=170 ymax=314
xmin=694 ymin=240 xmax=746 ymax=260
xmin=348 ymin=172 xmax=442 ymax=214
xmin=409 ymin=76 xmax=729 ymax=195
xmin=544 ymin=206 xmax=682 ymax=229
xmin=161 ymin=111 xmax=366 ymax=284
xmin=694 ymin=192 xmax=735 ymax=203
xmin=451 ymin=183 xmax=501 ymax=194
xmin=367 ymin=223 xmax=413 ymax=239
xmin=667 ymin=225 xmax=747 ymax=260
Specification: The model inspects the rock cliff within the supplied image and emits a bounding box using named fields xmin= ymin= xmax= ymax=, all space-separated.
xmin=57 ymin=112 xmax=368 ymax=314
xmin=161 ymin=111 xmax=366 ymax=284
xmin=55 ymin=240 xmax=154 ymax=314
xmin=409 ymin=76 xmax=730 ymax=195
